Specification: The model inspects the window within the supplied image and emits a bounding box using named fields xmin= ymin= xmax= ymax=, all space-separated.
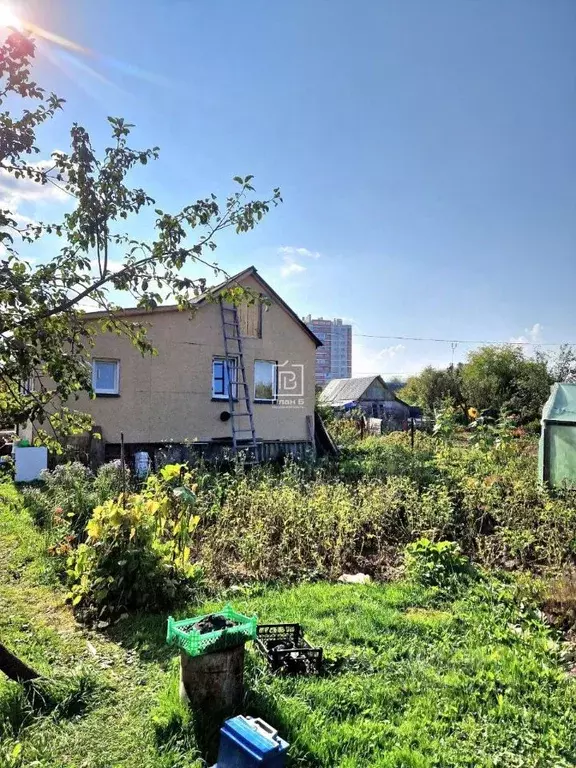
xmin=92 ymin=359 xmax=119 ymax=395
xmin=254 ymin=360 xmax=276 ymax=402
xmin=212 ymin=357 xmax=237 ymax=400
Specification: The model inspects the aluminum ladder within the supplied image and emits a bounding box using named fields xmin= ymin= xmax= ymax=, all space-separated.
xmin=218 ymin=299 xmax=259 ymax=463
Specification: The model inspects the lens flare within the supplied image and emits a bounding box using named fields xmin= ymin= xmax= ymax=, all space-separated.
xmin=0 ymin=4 xmax=23 ymax=30
xmin=0 ymin=5 xmax=170 ymax=92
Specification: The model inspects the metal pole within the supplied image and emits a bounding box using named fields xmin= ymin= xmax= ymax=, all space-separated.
xmin=410 ymin=418 xmax=415 ymax=451
xmin=120 ymin=431 xmax=126 ymax=507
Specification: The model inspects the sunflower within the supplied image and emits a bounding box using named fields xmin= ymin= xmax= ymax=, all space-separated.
xmin=468 ymin=407 xmax=479 ymax=419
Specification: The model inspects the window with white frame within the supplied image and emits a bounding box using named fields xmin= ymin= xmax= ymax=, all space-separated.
xmin=212 ymin=357 xmax=237 ymax=400
xmin=254 ymin=360 xmax=276 ymax=402
xmin=92 ymin=359 xmax=120 ymax=395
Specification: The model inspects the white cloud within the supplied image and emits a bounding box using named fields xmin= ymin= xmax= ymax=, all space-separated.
xmin=278 ymin=246 xmax=321 ymax=260
xmin=352 ymin=342 xmax=408 ymax=377
xmin=376 ymin=344 xmax=406 ymax=361
xmin=0 ymin=160 xmax=68 ymax=204
xmin=277 ymin=245 xmax=321 ymax=279
xmin=510 ymin=323 xmax=544 ymax=345
xmin=90 ymin=258 xmax=124 ymax=274
xmin=0 ymin=157 xmax=69 ymax=232
xmin=280 ymin=260 xmax=306 ymax=278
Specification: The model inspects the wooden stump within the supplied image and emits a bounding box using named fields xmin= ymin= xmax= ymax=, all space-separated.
xmin=179 ymin=644 xmax=245 ymax=716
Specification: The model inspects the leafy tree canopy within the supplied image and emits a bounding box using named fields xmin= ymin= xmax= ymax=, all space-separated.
xmin=0 ymin=32 xmax=281 ymax=441
xmin=400 ymin=345 xmax=554 ymax=424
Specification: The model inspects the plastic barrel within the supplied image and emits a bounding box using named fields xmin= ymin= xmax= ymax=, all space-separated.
xmin=134 ymin=451 xmax=151 ymax=478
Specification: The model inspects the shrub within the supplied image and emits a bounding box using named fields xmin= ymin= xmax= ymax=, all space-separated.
xmin=22 ymin=460 xmax=132 ymax=540
xmin=540 ymin=569 xmax=576 ymax=632
xmin=93 ymin=460 xmax=130 ymax=503
xmin=404 ymin=538 xmax=475 ymax=588
xmin=338 ymin=432 xmax=439 ymax=487
xmin=39 ymin=462 xmax=97 ymax=534
xmin=20 ymin=486 xmax=52 ymax=528
xmin=67 ymin=464 xmax=202 ymax=616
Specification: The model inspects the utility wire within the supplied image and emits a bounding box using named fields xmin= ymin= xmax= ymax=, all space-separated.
xmin=352 ymin=333 xmax=574 ymax=347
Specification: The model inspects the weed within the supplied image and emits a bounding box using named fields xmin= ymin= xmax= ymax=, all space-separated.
xmin=404 ymin=538 xmax=476 ymax=589
xmin=0 ymin=671 xmax=99 ymax=738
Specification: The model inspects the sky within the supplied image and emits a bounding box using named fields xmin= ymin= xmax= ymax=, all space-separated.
xmin=3 ymin=0 xmax=576 ymax=378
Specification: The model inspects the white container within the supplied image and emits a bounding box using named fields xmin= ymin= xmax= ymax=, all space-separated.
xmin=14 ymin=446 xmax=48 ymax=482
xmin=134 ymin=451 xmax=151 ymax=478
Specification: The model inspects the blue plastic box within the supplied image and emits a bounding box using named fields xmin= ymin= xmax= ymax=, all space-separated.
xmin=216 ymin=716 xmax=289 ymax=767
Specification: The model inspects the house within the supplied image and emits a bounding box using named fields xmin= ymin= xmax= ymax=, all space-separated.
xmin=319 ymin=375 xmax=411 ymax=430
xmin=42 ymin=267 xmax=322 ymax=467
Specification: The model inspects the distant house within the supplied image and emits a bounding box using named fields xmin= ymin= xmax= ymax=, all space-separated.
xmin=25 ymin=266 xmax=322 ymax=467
xmin=319 ymin=375 xmax=411 ymax=430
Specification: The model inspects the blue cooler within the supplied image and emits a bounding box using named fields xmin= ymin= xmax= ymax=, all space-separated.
xmin=216 ymin=716 xmax=289 ymax=767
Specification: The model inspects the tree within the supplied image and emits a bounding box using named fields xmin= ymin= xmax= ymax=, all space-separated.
xmin=461 ymin=346 xmax=525 ymax=412
xmin=548 ymin=344 xmax=576 ymax=383
xmin=0 ymin=32 xmax=281 ymax=442
xmin=400 ymin=346 xmax=552 ymax=425
xmin=461 ymin=345 xmax=550 ymax=422
xmin=399 ymin=365 xmax=467 ymax=418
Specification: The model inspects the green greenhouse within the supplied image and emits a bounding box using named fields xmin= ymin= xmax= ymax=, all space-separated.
xmin=539 ymin=383 xmax=576 ymax=487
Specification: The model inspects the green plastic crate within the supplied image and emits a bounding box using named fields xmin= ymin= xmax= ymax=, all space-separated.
xmin=166 ymin=604 xmax=257 ymax=657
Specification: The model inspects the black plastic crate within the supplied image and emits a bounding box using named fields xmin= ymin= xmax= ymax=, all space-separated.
xmin=255 ymin=623 xmax=323 ymax=675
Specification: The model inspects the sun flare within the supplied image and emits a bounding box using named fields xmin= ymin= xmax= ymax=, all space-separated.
xmin=0 ymin=4 xmax=23 ymax=30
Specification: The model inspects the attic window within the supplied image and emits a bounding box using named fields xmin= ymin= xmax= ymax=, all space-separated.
xmin=237 ymin=298 xmax=263 ymax=338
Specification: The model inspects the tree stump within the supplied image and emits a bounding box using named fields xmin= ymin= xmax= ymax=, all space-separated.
xmin=179 ymin=644 xmax=245 ymax=716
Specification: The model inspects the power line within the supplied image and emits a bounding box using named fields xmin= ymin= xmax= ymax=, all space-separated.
xmin=352 ymin=333 xmax=574 ymax=347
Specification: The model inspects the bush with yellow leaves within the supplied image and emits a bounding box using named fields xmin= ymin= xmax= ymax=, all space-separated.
xmin=66 ymin=464 xmax=202 ymax=617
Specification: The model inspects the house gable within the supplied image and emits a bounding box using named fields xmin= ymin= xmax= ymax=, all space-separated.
xmin=83 ymin=266 xmax=322 ymax=350
xmin=320 ymin=375 xmax=395 ymax=406
xmin=359 ymin=377 xmax=395 ymax=402
xmin=72 ymin=266 xmax=318 ymax=446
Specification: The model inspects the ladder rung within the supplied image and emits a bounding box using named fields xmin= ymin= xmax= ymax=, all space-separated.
xmin=232 ymin=412 xmax=252 ymax=417
xmin=223 ymin=321 xmax=239 ymax=326
xmin=234 ymin=428 xmax=256 ymax=433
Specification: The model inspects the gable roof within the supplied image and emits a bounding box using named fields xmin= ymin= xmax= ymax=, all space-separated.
xmin=320 ymin=375 xmax=390 ymax=405
xmin=83 ymin=265 xmax=322 ymax=347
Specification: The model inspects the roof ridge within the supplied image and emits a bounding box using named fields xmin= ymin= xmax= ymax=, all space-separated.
xmin=79 ymin=265 xmax=322 ymax=347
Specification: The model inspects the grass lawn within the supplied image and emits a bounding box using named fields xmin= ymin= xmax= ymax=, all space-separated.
xmin=1 ymin=482 xmax=576 ymax=767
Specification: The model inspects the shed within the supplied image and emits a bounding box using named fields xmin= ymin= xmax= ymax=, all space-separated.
xmin=319 ymin=375 xmax=410 ymax=429
xmin=539 ymin=383 xmax=576 ymax=487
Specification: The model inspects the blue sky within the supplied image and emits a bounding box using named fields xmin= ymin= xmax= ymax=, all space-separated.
xmin=6 ymin=0 xmax=576 ymax=377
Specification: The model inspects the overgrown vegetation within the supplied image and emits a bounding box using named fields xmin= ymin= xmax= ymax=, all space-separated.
xmin=3 ymin=419 xmax=576 ymax=765
xmin=1 ymin=497 xmax=575 ymax=767
xmin=17 ymin=425 xmax=576 ymax=609
xmin=202 ymin=429 xmax=576 ymax=583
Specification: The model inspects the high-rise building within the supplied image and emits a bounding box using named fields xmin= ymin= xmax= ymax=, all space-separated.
xmin=303 ymin=316 xmax=352 ymax=387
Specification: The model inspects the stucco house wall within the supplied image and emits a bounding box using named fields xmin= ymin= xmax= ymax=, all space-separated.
xmin=73 ymin=272 xmax=318 ymax=447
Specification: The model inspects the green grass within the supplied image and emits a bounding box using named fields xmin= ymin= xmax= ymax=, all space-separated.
xmin=1 ymin=481 xmax=576 ymax=767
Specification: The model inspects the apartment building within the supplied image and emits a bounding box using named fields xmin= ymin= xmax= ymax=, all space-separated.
xmin=303 ymin=315 xmax=352 ymax=386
